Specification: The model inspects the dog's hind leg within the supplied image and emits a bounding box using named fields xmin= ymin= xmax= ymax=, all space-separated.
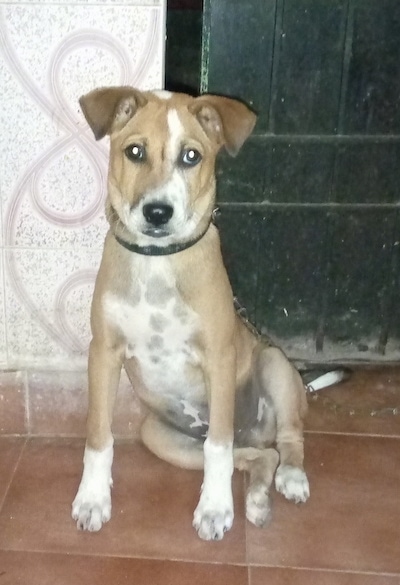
xmin=256 ymin=345 xmax=310 ymax=504
xmin=141 ymin=414 xmax=279 ymax=527
xmin=141 ymin=413 xmax=204 ymax=470
xmin=235 ymin=447 xmax=279 ymax=527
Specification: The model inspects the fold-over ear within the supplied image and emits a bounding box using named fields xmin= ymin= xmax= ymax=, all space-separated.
xmin=189 ymin=95 xmax=257 ymax=156
xmin=79 ymin=86 xmax=148 ymax=140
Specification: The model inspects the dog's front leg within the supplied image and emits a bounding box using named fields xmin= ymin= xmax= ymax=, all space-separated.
xmin=193 ymin=346 xmax=236 ymax=541
xmin=72 ymin=339 xmax=123 ymax=531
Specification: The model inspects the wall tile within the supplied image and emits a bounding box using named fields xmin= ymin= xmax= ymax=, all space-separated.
xmin=324 ymin=210 xmax=396 ymax=349
xmin=270 ymin=0 xmax=347 ymax=134
xmin=216 ymin=138 xmax=267 ymax=203
xmin=256 ymin=208 xmax=329 ymax=341
xmin=1 ymin=2 xmax=165 ymax=249
xmin=333 ymin=142 xmax=400 ymax=203
xmin=218 ymin=208 xmax=262 ymax=322
xmin=28 ymin=370 xmax=87 ymax=436
xmin=343 ymin=0 xmax=400 ymax=134
xmin=0 ymin=1 xmax=165 ymax=368
xmin=4 ymin=248 xmax=101 ymax=368
xmin=0 ymin=0 xmax=162 ymax=4
xmin=268 ymin=140 xmax=335 ymax=203
xmin=0 ymin=253 xmax=6 ymax=366
xmin=27 ymin=368 xmax=141 ymax=437
xmin=203 ymin=0 xmax=276 ymax=132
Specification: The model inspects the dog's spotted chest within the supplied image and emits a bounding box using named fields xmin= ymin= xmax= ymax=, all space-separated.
xmin=103 ymin=257 xmax=202 ymax=400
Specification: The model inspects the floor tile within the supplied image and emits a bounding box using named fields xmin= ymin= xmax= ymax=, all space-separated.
xmin=306 ymin=367 xmax=400 ymax=436
xmin=251 ymin=567 xmax=400 ymax=584
xmin=0 ymin=438 xmax=25 ymax=507
xmin=0 ymin=439 xmax=247 ymax=564
xmin=247 ymin=434 xmax=400 ymax=574
xmin=0 ymin=550 xmax=248 ymax=585
xmin=0 ymin=371 xmax=26 ymax=434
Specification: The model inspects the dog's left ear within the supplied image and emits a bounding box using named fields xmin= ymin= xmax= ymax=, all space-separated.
xmin=189 ymin=95 xmax=257 ymax=156
xmin=79 ymin=86 xmax=148 ymax=140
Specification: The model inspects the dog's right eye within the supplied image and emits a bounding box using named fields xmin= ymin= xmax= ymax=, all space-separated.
xmin=125 ymin=144 xmax=146 ymax=162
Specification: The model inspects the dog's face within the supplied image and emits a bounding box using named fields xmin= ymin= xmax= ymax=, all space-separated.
xmin=80 ymin=87 xmax=256 ymax=246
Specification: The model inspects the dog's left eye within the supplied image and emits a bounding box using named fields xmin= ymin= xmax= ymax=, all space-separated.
xmin=125 ymin=144 xmax=146 ymax=162
xmin=180 ymin=148 xmax=202 ymax=167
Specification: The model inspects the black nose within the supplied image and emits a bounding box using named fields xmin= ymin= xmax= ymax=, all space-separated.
xmin=143 ymin=203 xmax=174 ymax=226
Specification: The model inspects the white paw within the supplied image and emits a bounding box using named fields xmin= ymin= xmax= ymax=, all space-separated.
xmin=193 ymin=439 xmax=234 ymax=540
xmin=246 ymin=483 xmax=272 ymax=527
xmin=72 ymin=444 xmax=114 ymax=532
xmin=72 ymin=486 xmax=112 ymax=532
xmin=193 ymin=497 xmax=234 ymax=541
xmin=275 ymin=465 xmax=310 ymax=503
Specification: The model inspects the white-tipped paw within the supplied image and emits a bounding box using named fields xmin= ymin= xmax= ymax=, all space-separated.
xmin=275 ymin=465 xmax=310 ymax=503
xmin=72 ymin=444 xmax=114 ymax=532
xmin=72 ymin=488 xmax=111 ymax=532
xmin=193 ymin=498 xmax=233 ymax=541
xmin=246 ymin=483 xmax=272 ymax=527
xmin=72 ymin=497 xmax=111 ymax=532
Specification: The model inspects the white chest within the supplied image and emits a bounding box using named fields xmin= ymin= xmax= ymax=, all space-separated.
xmin=102 ymin=258 xmax=200 ymax=396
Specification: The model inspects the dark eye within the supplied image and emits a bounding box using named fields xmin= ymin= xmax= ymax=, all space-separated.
xmin=180 ymin=148 xmax=202 ymax=167
xmin=125 ymin=143 xmax=146 ymax=162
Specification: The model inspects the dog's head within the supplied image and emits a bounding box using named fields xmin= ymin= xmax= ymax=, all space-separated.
xmin=80 ymin=87 xmax=256 ymax=247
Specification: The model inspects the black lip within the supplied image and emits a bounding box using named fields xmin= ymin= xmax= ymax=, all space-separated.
xmin=143 ymin=227 xmax=170 ymax=239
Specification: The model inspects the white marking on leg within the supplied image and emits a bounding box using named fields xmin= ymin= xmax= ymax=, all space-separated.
xmin=193 ymin=439 xmax=234 ymax=540
xmin=275 ymin=464 xmax=310 ymax=503
xmin=72 ymin=441 xmax=114 ymax=532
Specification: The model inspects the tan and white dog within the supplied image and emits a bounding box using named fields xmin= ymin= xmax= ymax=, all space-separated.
xmin=72 ymin=86 xmax=309 ymax=541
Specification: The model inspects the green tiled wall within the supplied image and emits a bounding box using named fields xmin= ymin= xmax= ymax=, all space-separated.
xmin=200 ymin=0 xmax=400 ymax=361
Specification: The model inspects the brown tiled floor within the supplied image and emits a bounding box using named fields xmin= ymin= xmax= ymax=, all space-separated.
xmin=0 ymin=368 xmax=399 ymax=584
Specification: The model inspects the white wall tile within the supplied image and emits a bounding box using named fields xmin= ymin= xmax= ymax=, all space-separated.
xmin=4 ymin=247 xmax=102 ymax=368
xmin=0 ymin=253 xmax=7 ymax=367
xmin=0 ymin=1 xmax=166 ymax=367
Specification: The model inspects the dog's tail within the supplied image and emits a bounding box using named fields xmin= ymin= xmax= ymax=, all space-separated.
xmin=300 ymin=368 xmax=351 ymax=393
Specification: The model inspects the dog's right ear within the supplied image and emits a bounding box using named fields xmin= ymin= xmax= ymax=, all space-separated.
xmin=79 ymin=86 xmax=148 ymax=140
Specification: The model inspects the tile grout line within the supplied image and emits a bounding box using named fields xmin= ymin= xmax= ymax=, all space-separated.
xmin=0 ymin=545 xmax=250 ymax=567
xmin=0 ymin=438 xmax=28 ymax=518
xmin=245 ymin=563 xmax=400 ymax=578
xmin=0 ymin=545 xmax=398 ymax=579
xmin=247 ymin=562 xmax=252 ymax=585
xmin=304 ymin=429 xmax=400 ymax=440
xmin=22 ymin=370 xmax=30 ymax=436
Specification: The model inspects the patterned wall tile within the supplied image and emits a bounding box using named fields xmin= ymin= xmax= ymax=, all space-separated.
xmin=0 ymin=253 xmax=6 ymax=366
xmin=5 ymin=247 xmax=101 ymax=368
xmin=0 ymin=2 xmax=165 ymax=248
xmin=0 ymin=1 xmax=166 ymax=367
xmin=0 ymin=0 xmax=162 ymax=4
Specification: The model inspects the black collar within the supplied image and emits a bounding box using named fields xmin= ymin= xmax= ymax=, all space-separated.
xmin=114 ymin=220 xmax=213 ymax=256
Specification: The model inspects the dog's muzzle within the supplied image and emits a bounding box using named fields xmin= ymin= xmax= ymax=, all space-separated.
xmin=143 ymin=203 xmax=173 ymax=238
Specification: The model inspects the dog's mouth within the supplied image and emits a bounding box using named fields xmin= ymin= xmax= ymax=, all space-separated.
xmin=142 ymin=227 xmax=171 ymax=239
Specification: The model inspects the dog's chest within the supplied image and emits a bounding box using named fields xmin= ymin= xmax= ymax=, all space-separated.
xmin=103 ymin=257 xmax=201 ymax=397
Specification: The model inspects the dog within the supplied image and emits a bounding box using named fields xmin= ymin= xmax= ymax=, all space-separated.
xmin=72 ymin=86 xmax=310 ymax=541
